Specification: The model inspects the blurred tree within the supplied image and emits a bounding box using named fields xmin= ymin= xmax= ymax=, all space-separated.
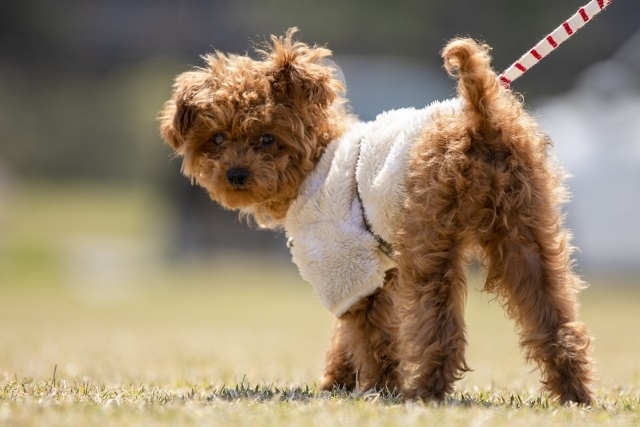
xmin=0 ymin=0 xmax=636 ymax=182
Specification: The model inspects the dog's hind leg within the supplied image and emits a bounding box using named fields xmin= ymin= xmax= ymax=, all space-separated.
xmin=481 ymin=220 xmax=594 ymax=405
xmin=396 ymin=210 xmax=471 ymax=401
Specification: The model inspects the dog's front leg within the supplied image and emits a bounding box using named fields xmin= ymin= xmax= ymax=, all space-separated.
xmin=321 ymin=270 xmax=402 ymax=393
xmin=320 ymin=316 xmax=357 ymax=391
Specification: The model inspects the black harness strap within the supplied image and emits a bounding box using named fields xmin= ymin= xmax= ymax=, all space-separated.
xmin=287 ymin=142 xmax=395 ymax=259
xmin=355 ymin=142 xmax=394 ymax=258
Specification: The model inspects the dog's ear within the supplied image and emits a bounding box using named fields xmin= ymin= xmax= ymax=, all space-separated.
xmin=262 ymin=28 xmax=342 ymax=109
xmin=159 ymin=98 xmax=193 ymax=151
xmin=159 ymin=71 xmax=207 ymax=151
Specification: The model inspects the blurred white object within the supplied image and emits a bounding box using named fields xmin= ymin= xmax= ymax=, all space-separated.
xmin=537 ymin=59 xmax=640 ymax=273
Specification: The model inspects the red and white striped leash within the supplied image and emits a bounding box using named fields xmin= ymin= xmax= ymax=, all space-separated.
xmin=498 ymin=0 xmax=613 ymax=88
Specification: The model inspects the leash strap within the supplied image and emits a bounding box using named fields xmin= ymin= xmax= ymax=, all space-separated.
xmin=499 ymin=0 xmax=613 ymax=87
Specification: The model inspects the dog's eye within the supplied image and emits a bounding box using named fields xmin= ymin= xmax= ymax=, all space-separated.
xmin=212 ymin=132 xmax=228 ymax=145
xmin=259 ymin=134 xmax=276 ymax=146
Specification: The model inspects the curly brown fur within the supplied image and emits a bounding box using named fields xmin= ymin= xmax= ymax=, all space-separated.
xmin=159 ymin=28 xmax=350 ymax=227
xmin=321 ymin=269 xmax=402 ymax=393
xmin=395 ymin=38 xmax=593 ymax=404
xmin=159 ymin=31 xmax=594 ymax=406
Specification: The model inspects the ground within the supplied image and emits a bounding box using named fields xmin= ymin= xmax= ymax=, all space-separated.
xmin=0 ymin=183 xmax=638 ymax=426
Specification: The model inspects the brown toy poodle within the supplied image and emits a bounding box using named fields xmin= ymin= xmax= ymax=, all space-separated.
xmin=159 ymin=29 xmax=594 ymax=405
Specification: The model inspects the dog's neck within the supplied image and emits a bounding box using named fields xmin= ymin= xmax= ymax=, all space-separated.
xmin=245 ymin=156 xmax=322 ymax=229
xmin=254 ymin=197 xmax=297 ymax=228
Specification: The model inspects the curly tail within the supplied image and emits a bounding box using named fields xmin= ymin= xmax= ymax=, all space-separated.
xmin=442 ymin=38 xmax=506 ymax=138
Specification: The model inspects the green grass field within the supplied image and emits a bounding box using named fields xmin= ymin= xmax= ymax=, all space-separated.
xmin=1 ymin=184 xmax=639 ymax=426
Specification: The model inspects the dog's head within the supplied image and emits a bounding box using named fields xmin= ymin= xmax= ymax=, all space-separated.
xmin=159 ymin=28 xmax=349 ymax=227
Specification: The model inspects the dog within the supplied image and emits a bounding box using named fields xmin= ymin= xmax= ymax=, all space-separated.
xmin=159 ymin=29 xmax=594 ymax=405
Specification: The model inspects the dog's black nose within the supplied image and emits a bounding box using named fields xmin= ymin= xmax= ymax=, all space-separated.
xmin=226 ymin=167 xmax=249 ymax=188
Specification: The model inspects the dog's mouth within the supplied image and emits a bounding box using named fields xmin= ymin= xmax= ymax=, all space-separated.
xmin=213 ymin=186 xmax=257 ymax=209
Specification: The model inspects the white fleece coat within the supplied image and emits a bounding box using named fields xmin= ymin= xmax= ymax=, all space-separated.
xmin=284 ymin=99 xmax=461 ymax=316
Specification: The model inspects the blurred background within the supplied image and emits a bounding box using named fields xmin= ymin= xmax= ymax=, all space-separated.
xmin=0 ymin=0 xmax=639 ymax=297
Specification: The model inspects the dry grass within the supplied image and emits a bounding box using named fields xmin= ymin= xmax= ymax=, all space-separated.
xmin=0 ymin=183 xmax=639 ymax=426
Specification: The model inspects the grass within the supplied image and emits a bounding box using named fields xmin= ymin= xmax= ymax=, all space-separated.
xmin=1 ymin=183 xmax=639 ymax=426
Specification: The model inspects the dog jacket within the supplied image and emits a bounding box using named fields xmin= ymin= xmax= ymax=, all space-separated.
xmin=284 ymin=99 xmax=461 ymax=316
